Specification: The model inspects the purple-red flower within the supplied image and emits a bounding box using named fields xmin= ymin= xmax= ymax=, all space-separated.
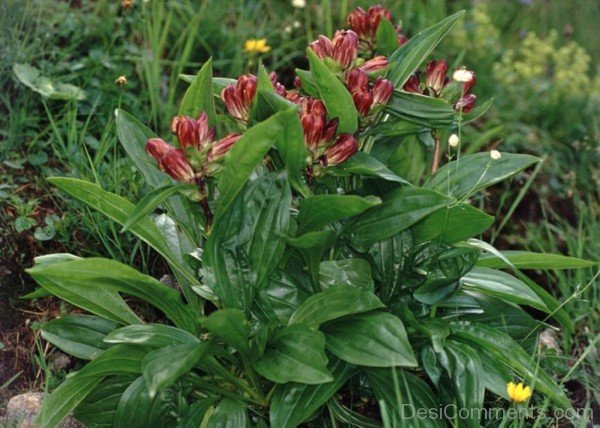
xmin=298 ymin=98 xmax=339 ymax=150
xmin=210 ymin=133 xmax=241 ymax=160
xmin=309 ymin=30 xmax=359 ymax=70
xmin=453 ymin=93 xmax=477 ymax=113
xmin=359 ymin=55 xmax=389 ymax=74
xmin=346 ymin=5 xmax=408 ymax=50
xmin=346 ymin=69 xmax=394 ymax=116
xmin=221 ymin=74 xmax=258 ymax=121
xmin=425 ymin=60 xmax=449 ymax=96
xmin=170 ymin=112 xmax=215 ymax=150
xmin=372 ymin=77 xmax=394 ymax=105
xmin=146 ymin=138 xmax=195 ymax=182
xmin=403 ymin=75 xmax=423 ymax=94
xmin=321 ymin=134 xmax=358 ymax=166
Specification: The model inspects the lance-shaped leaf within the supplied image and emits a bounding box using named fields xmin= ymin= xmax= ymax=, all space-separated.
xmin=319 ymin=259 xmax=374 ymax=291
xmin=476 ymin=251 xmax=598 ymax=270
xmin=201 ymin=309 xmax=251 ymax=357
xmin=179 ymin=58 xmax=216 ymax=126
xmin=253 ymin=325 xmax=332 ymax=384
xmin=104 ymin=324 xmax=199 ymax=348
xmin=333 ymin=151 xmax=410 ymax=185
xmin=208 ymin=398 xmax=248 ymax=428
xmin=287 ymin=230 xmax=337 ymax=289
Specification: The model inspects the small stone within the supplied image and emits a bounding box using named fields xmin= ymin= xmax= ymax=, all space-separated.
xmin=5 ymin=392 xmax=83 ymax=428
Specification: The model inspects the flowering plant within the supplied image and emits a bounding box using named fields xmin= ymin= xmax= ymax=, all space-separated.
xmin=27 ymin=6 xmax=594 ymax=427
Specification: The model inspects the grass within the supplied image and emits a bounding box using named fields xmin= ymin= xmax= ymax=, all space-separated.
xmin=0 ymin=0 xmax=598 ymax=420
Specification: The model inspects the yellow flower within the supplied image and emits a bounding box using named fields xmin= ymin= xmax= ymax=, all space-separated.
xmin=244 ymin=39 xmax=271 ymax=54
xmin=115 ymin=75 xmax=128 ymax=87
xmin=507 ymin=382 xmax=532 ymax=403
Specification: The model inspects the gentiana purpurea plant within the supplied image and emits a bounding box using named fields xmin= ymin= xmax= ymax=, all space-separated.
xmin=26 ymin=5 xmax=598 ymax=427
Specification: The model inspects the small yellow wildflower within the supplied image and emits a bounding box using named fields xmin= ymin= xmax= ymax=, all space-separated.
xmin=506 ymin=382 xmax=532 ymax=403
xmin=244 ymin=39 xmax=271 ymax=54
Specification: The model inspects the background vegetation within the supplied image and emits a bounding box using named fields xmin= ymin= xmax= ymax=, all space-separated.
xmin=1 ymin=0 xmax=598 ymax=421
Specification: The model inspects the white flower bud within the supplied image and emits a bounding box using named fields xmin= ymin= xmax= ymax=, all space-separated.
xmin=448 ymin=134 xmax=459 ymax=148
xmin=453 ymin=68 xmax=474 ymax=83
xmin=490 ymin=150 xmax=502 ymax=160
xmin=291 ymin=0 xmax=306 ymax=8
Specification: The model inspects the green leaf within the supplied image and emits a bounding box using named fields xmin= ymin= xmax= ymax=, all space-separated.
xmin=179 ymin=398 xmax=219 ymax=428
xmin=323 ymin=312 xmax=417 ymax=367
xmin=376 ymin=18 xmax=399 ymax=56
xmin=298 ymin=194 xmax=381 ymax=234
xmin=476 ymin=251 xmax=598 ymax=270
xmin=207 ymin=398 xmax=247 ymax=428
xmin=142 ymin=342 xmax=210 ymax=398
xmin=451 ymin=322 xmax=571 ymax=408
xmin=270 ymin=357 xmax=353 ymax=427
xmin=263 ymin=271 xmax=310 ymax=324
xmin=425 ymin=152 xmax=541 ymax=198
xmin=333 ymin=151 xmax=410 ymax=185
xmin=179 ymin=58 xmax=216 ymax=126
xmin=40 ymin=315 xmax=117 ymax=360
xmin=319 ymin=259 xmax=374 ymax=291
xmin=205 ymin=172 xmax=291 ymax=310
xmin=121 ymin=183 xmax=197 ymax=233
xmin=286 ymin=230 xmax=337 ymax=288
xmin=294 ymin=69 xmax=320 ymax=97
xmin=438 ymin=341 xmax=485 ymax=428
xmin=348 ymin=187 xmax=454 ymax=251
xmin=35 ymin=345 xmax=147 ymax=428
xmin=48 ymin=178 xmax=199 ymax=307
xmin=385 ymin=91 xmax=456 ymax=127
xmin=14 ymin=63 xmax=86 ymax=100
xmin=461 ymin=267 xmax=550 ymax=313
xmin=366 ymin=368 xmax=444 ymax=428
xmin=307 ymin=49 xmax=358 ymax=134
xmin=114 ymin=376 xmax=178 ymax=428
xmin=104 ymin=324 xmax=199 ymax=348
xmin=365 ymin=119 xmax=430 ymax=139
xmin=288 ymin=285 xmax=384 ymax=328
xmin=387 ymin=11 xmax=465 ymax=87
xmin=253 ymin=325 xmax=332 ymax=384
xmin=215 ymin=108 xmax=297 ymax=225
xmin=412 ymin=203 xmax=494 ymax=243
xmin=27 ymin=258 xmax=198 ymax=334
xmin=202 ymin=309 xmax=251 ymax=357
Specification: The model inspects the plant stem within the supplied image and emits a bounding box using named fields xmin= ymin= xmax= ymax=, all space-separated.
xmin=431 ymin=132 xmax=441 ymax=174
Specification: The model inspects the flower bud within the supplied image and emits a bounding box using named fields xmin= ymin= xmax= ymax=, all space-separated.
xmin=221 ymin=74 xmax=258 ymax=121
xmin=452 ymin=68 xmax=475 ymax=83
xmin=210 ymin=133 xmax=241 ymax=160
xmin=462 ymin=72 xmax=477 ymax=94
xmin=490 ymin=150 xmax=501 ymax=160
xmin=170 ymin=112 xmax=215 ymax=150
xmin=425 ymin=59 xmax=449 ymax=96
xmin=403 ymin=74 xmax=422 ymax=94
xmin=448 ymin=134 xmax=459 ymax=148
xmin=351 ymin=87 xmax=374 ymax=116
xmin=299 ymin=98 xmax=338 ymax=149
xmin=146 ymin=138 xmax=174 ymax=160
xmin=309 ymin=35 xmax=334 ymax=59
xmin=359 ymin=55 xmax=389 ymax=74
xmin=331 ymin=30 xmax=359 ymax=69
xmin=160 ymin=150 xmax=195 ymax=182
xmin=396 ymin=30 xmax=409 ymax=47
xmin=269 ymin=71 xmax=287 ymax=97
xmin=367 ymin=5 xmax=392 ymax=37
xmin=453 ymin=93 xmax=477 ymax=113
xmin=322 ymin=134 xmax=358 ymax=166
xmin=347 ymin=7 xmax=369 ymax=37
xmin=345 ymin=69 xmax=370 ymax=92
xmin=372 ymin=78 xmax=394 ymax=106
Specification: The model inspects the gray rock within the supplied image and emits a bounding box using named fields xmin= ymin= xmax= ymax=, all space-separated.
xmin=5 ymin=392 xmax=83 ymax=428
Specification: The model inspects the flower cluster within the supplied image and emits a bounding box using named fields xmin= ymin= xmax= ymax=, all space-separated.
xmin=404 ymin=60 xmax=478 ymax=113
xmin=145 ymin=112 xmax=240 ymax=182
xmin=346 ymin=5 xmax=408 ymax=51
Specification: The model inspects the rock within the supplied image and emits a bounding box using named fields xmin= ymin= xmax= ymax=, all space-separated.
xmin=5 ymin=392 xmax=83 ymax=428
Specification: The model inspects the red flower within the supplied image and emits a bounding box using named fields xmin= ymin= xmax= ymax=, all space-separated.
xmin=425 ymin=60 xmax=449 ymax=96
xmin=403 ymin=74 xmax=423 ymax=94
xmin=359 ymin=55 xmax=389 ymax=74
xmin=221 ymin=74 xmax=258 ymax=121
xmin=309 ymin=31 xmax=358 ymax=70
xmin=453 ymin=94 xmax=477 ymax=113
xmin=170 ymin=112 xmax=215 ymax=150
xmin=346 ymin=69 xmax=393 ymax=115
xmin=347 ymin=5 xmax=392 ymax=40
xmin=322 ymin=134 xmax=358 ymax=166
xmin=299 ymin=98 xmax=339 ymax=149
xmin=210 ymin=133 xmax=242 ymax=160
xmin=372 ymin=77 xmax=394 ymax=106
xmin=269 ymin=72 xmax=287 ymax=97
xmin=145 ymin=138 xmax=194 ymax=182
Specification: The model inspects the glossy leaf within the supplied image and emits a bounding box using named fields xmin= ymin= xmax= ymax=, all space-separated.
xmin=348 ymin=186 xmax=454 ymax=251
xmin=461 ymin=267 xmax=550 ymax=312
xmin=307 ymin=48 xmax=358 ymax=134
xmin=288 ymin=285 xmax=384 ymax=328
xmin=36 ymin=345 xmax=147 ymax=427
xmin=40 ymin=315 xmax=117 ymax=360
xmin=387 ymin=11 xmax=465 ymax=87
xmin=104 ymin=324 xmax=199 ymax=348
xmin=73 ymin=375 xmax=136 ymax=427
xmin=263 ymin=271 xmax=310 ymax=323
xmin=179 ymin=398 xmax=219 ymax=428
xmin=366 ymin=368 xmax=444 ymax=428
xmin=270 ymin=357 xmax=353 ymax=427
xmin=451 ymin=322 xmax=571 ymax=408
xmin=287 ymin=230 xmax=337 ymax=288
xmin=28 ymin=258 xmax=198 ymax=334
xmin=253 ymin=325 xmax=332 ymax=384
xmin=425 ymin=152 xmax=540 ymax=198
xmin=368 ymin=230 xmax=413 ymax=303
xmin=142 ymin=342 xmax=210 ymax=398
xmin=204 ymin=172 xmax=291 ymax=310
xmin=319 ymin=258 xmax=374 ymax=291
xmin=215 ymin=108 xmax=297 ymax=226
xmin=298 ymin=194 xmax=381 ymax=234
xmin=476 ymin=251 xmax=598 ymax=270
xmin=294 ymin=69 xmax=320 ymax=97
xmin=322 ymin=311 xmax=417 ymax=367
xmin=334 ymin=151 xmax=410 ymax=185
xmin=411 ymin=203 xmax=494 ymax=243
xmin=179 ymin=58 xmax=216 ymax=126
xmin=207 ymin=398 xmax=247 ymax=428
xmin=201 ymin=309 xmax=251 ymax=357
xmin=48 ymin=177 xmax=199 ymax=306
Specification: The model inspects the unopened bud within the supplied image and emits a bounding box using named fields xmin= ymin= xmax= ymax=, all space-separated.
xmin=322 ymin=134 xmax=358 ymax=166
xmin=453 ymin=68 xmax=475 ymax=83
xmin=490 ymin=150 xmax=501 ymax=160
xmin=425 ymin=60 xmax=449 ymax=96
xmin=448 ymin=134 xmax=459 ymax=148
